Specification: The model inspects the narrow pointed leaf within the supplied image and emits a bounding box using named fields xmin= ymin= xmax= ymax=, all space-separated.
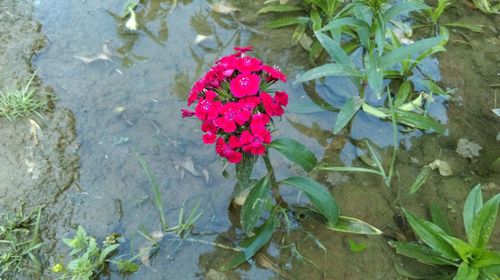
xmin=269 ymin=138 xmax=317 ymax=172
xmin=395 ymin=81 xmax=412 ymax=108
xmin=257 ymin=4 xmax=303 ymax=14
xmin=403 ymin=208 xmax=460 ymax=260
xmin=264 ymin=17 xmax=310 ymax=29
xmin=391 ymin=242 xmax=457 ymax=266
xmin=333 ymin=96 xmax=363 ymax=134
xmin=221 ymin=216 xmax=278 ymax=271
xmin=469 ymin=193 xmax=500 ymax=248
xmin=430 ymin=204 xmax=453 ymax=236
xmin=281 ymin=176 xmax=339 ymax=225
xmin=295 ymin=63 xmax=361 ymax=83
xmin=314 ymin=31 xmax=355 ymax=69
xmin=320 ymin=17 xmax=370 ymax=32
xmin=473 ymin=251 xmax=500 ymax=268
xmin=364 ymin=53 xmax=384 ymax=97
xmin=463 ymin=185 xmax=483 ymax=241
xmin=380 ymin=36 xmax=443 ymax=69
xmin=240 ymin=176 xmax=270 ymax=234
xmin=394 ymin=109 xmax=446 ymax=134
xmin=455 ymin=263 xmax=479 ymax=280
xmin=383 ymin=1 xmax=430 ymax=22
xmin=325 ymin=216 xmax=382 ymax=235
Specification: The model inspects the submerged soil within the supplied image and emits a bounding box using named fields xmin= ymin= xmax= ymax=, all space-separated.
xmin=0 ymin=0 xmax=79 ymax=278
xmin=0 ymin=0 xmax=499 ymax=279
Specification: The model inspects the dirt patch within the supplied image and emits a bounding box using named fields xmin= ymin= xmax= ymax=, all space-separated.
xmin=0 ymin=0 xmax=79 ymax=277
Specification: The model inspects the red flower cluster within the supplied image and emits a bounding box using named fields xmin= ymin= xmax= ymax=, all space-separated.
xmin=182 ymin=46 xmax=288 ymax=163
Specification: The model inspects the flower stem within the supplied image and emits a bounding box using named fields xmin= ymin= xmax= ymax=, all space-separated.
xmin=263 ymin=152 xmax=287 ymax=208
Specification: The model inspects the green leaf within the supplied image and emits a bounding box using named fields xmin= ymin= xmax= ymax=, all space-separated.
xmin=380 ymin=36 xmax=443 ymax=69
xmin=455 ymin=263 xmax=479 ymax=280
xmin=395 ymin=81 xmax=412 ymax=108
xmin=473 ymin=251 xmax=500 ymax=268
xmin=320 ymin=17 xmax=370 ymax=32
xmin=440 ymin=235 xmax=473 ymax=262
xmin=257 ymin=4 xmax=303 ymax=14
xmin=333 ymin=96 xmax=363 ymax=134
xmin=394 ymin=109 xmax=446 ymax=134
xmin=325 ymin=216 xmax=383 ymax=235
xmin=364 ymin=52 xmax=384 ymax=97
xmin=391 ymin=242 xmax=458 ymax=266
xmin=383 ymin=1 xmax=430 ymax=22
xmin=310 ymin=9 xmax=322 ymax=31
xmin=269 ymin=138 xmax=317 ymax=172
xmin=403 ymin=208 xmax=460 ymax=260
xmin=430 ymin=204 xmax=453 ymax=236
xmin=235 ymin=154 xmax=257 ymax=190
xmin=318 ymin=165 xmax=383 ymax=176
xmin=443 ymin=22 xmax=483 ymax=33
xmin=314 ymin=31 xmax=356 ymax=70
xmin=291 ymin=24 xmax=307 ymax=45
xmin=264 ymin=17 xmax=310 ymax=29
xmin=281 ymin=176 xmax=339 ymax=225
xmin=374 ymin=11 xmax=386 ymax=55
xmin=221 ymin=215 xmax=278 ymax=270
xmin=99 ymin=244 xmax=119 ymax=263
xmin=463 ymin=185 xmax=483 ymax=242
xmin=116 ymin=259 xmax=140 ymax=273
xmin=240 ymin=176 xmax=270 ymax=234
xmin=309 ymin=39 xmax=323 ymax=62
xmin=409 ymin=165 xmax=431 ymax=195
xmin=348 ymin=240 xmax=367 ymax=252
xmin=296 ymin=63 xmax=362 ymax=83
xmin=469 ymin=193 xmax=500 ymax=248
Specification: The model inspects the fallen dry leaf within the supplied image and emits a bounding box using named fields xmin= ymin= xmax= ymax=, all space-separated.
xmin=211 ymin=3 xmax=240 ymax=14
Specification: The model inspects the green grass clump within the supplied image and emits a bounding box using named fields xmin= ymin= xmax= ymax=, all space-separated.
xmin=0 ymin=208 xmax=43 ymax=278
xmin=0 ymin=72 xmax=46 ymax=121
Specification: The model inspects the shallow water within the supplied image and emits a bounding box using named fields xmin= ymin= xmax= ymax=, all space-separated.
xmin=32 ymin=0 xmax=500 ymax=279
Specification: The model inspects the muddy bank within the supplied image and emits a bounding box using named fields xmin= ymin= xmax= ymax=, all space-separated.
xmin=0 ymin=0 xmax=79 ymax=277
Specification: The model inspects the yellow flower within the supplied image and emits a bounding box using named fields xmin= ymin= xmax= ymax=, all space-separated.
xmin=52 ymin=263 xmax=64 ymax=273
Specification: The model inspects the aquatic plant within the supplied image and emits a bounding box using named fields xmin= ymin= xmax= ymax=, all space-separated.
xmin=0 ymin=208 xmax=43 ymax=278
xmin=0 ymin=72 xmax=47 ymax=121
xmin=182 ymin=46 xmax=382 ymax=270
xmin=414 ymin=0 xmax=483 ymax=33
xmin=258 ymin=0 xmax=343 ymax=62
xmin=392 ymin=185 xmax=500 ymax=279
xmin=296 ymin=0 xmax=449 ymax=134
xmin=470 ymin=0 xmax=500 ymax=14
xmin=53 ymin=226 xmax=139 ymax=279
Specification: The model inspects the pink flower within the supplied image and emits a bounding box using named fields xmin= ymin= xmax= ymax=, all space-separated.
xmin=201 ymin=121 xmax=217 ymax=144
xmin=216 ymin=55 xmax=238 ymax=76
xmin=239 ymin=126 xmax=272 ymax=155
xmin=250 ymin=113 xmax=270 ymax=130
xmin=188 ymin=80 xmax=206 ymax=106
xmin=261 ymin=92 xmax=285 ymax=117
xmin=214 ymin=102 xmax=250 ymax=133
xmin=195 ymin=91 xmax=222 ymax=121
xmin=274 ymin=91 xmax=289 ymax=106
xmin=216 ymin=138 xmax=243 ymax=163
xmin=238 ymin=96 xmax=260 ymax=114
xmin=234 ymin=46 xmax=253 ymax=53
xmin=230 ymin=73 xmax=261 ymax=98
xmin=236 ymin=57 xmax=262 ymax=73
xmin=262 ymin=65 xmax=287 ymax=82
xmin=181 ymin=109 xmax=195 ymax=118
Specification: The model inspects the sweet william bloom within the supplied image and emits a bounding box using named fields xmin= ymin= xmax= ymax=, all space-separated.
xmin=195 ymin=91 xmax=222 ymax=121
xmin=261 ymin=92 xmax=285 ymax=116
xmin=201 ymin=121 xmax=217 ymax=144
xmin=181 ymin=109 xmax=195 ymax=118
xmin=230 ymin=73 xmax=261 ymax=98
xmin=188 ymin=80 xmax=206 ymax=106
xmin=262 ymin=65 xmax=287 ymax=82
xmin=239 ymin=125 xmax=272 ymax=155
xmin=214 ymin=102 xmax=250 ymax=133
xmin=274 ymin=91 xmax=289 ymax=106
xmin=216 ymin=138 xmax=242 ymax=163
xmin=234 ymin=46 xmax=253 ymax=53
xmin=236 ymin=56 xmax=262 ymax=73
